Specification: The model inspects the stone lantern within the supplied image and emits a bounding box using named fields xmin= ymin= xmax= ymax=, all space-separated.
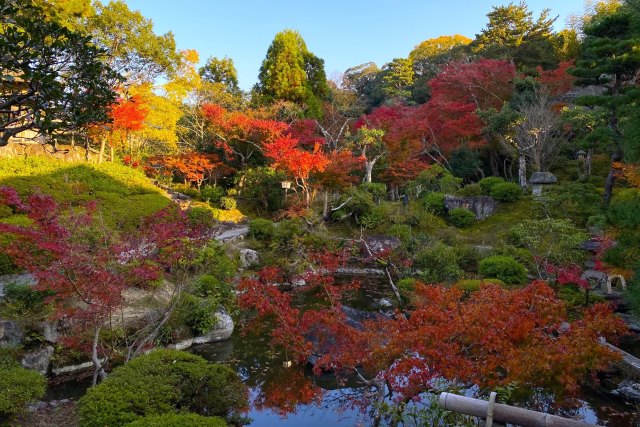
xmin=576 ymin=150 xmax=586 ymax=160
xmin=529 ymin=172 xmax=557 ymax=196
xmin=281 ymin=181 xmax=292 ymax=202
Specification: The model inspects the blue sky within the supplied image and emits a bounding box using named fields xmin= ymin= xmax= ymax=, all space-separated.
xmin=123 ymin=0 xmax=585 ymax=90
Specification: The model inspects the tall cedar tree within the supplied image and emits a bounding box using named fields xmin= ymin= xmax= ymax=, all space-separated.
xmin=256 ymin=30 xmax=329 ymax=119
xmin=570 ymin=0 xmax=640 ymax=206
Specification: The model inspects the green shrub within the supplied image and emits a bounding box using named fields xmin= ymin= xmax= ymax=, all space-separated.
xmin=273 ymin=219 xmax=304 ymax=244
xmin=200 ymin=186 xmax=224 ymax=204
xmin=608 ymin=189 xmax=640 ymax=229
xmin=389 ymin=224 xmax=412 ymax=242
xmin=407 ymin=165 xmax=462 ymax=197
xmin=0 ymin=204 xmax=12 ymax=219
xmin=332 ymin=187 xmax=375 ymax=223
xmin=126 ymin=413 xmax=227 ymax=427
xmin=541 ymin=182 xmax=601 ymax=226
xmin=490 ymin=182 xmax=522 ymax=202
xmin=195 ymin=243 xmax=237 ymax=283
xmin=186 ymin=205 xmax=216 ymax=228
xmin=1 ymin=283 xmax=53 ymax=320
xmin=454 ymin=278 xmax=507 ymax=294
xmin=78 ymin=349 xmax=247 ymax=427
xmin=0 ymin=361 xmax=46 ymax=418
xmin=248 ymin=218 xmax=275 ymax=240
xmin=448 ymin=208 xmax=476 ymax=228
xmin=454 ymin=245 xmax=480 ymax=273
xmin=235 ymin=167 xmax=286 ymax=212
xmin=192 ymin=275 xmax=234 ymax=305
xmin=424 ymin=192 xmax=446 ymax=215
xmin=358 ymin=207 xmax=385 ymax=229
xmin=587 ymin=214 xmax=607 ymax=229
xmin=479 ymin=255 xmax=528 ymax=284
xmin=172 ymin=184 xmax=200 ymax=198
xmin=478 ymin=176 xmax=506 ymax=194
xmin=450 ymin=147 xmax=483 ymax=181
xmin=0 ymin=252 xmax=18 ymax=275
xmin=456 ymin=183 xmax=482 ymax=197
xmin=180 ymin=293 xmax=219 ymax=336
xmin=360 ymin=182 xmax=387 ymax=203
xmin=508 ymin=219 xmax=587 ymax=270
xmin=414 ymin=242 xmax=462 ymax=283
xmin=218 ymin=197 xmax=236 ymax=211
xmin=397 ymin=277 xmax=418 ymax=303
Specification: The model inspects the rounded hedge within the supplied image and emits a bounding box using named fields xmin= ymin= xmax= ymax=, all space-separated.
xmin=454 ymin=278 xmax=507 ymax=294
xmin=424 ymin=192 xmax=446 ymax=215
xmin=456 ymin=183 xmax=482 ymax=197
xmin=0 ymin=362 xmax=46 ymax=418
xmin=186 ymin=205 xmax=216 ymax=228
xmin=200 ymin=186 xmax=224 ymax=204
xmin=448 ymin=208 xmax=476 ymax=228
xmin=78 ymin=349 xmax=247 ymax=427
xmin=125 ymin=413 xmax=227 ymax=427
xmin=478 ymin=176 xmax=506 ymax=194
xmin=248 ymin=218 xmax=275 ymax=240
xmin=490 ymin=182 xmax=522 ymax=202
xmin=219 ymin=197 xmax=237 ymax=211
xmin=479 ymin=255 xmax=528 ymax=284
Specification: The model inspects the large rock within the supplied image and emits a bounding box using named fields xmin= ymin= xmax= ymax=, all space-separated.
xmin=363 ymin=235 xmax=401 ymax=255
xmin=239 ymin=249 xmax=260 ymax=268
xmin=612 ymin=380 xmax=640 ymax=402
xmin=0 ymin=320 xmax=23 ymax=347
xmin=444 ymin=195 xmax=496 ymax=220
xmin=169 ymin=309 xmax=234 ymax=350
xmin=40 ymin=321 xmax=59 ymax=343
xmin=21 ymin=345 xmax=54 ymax=374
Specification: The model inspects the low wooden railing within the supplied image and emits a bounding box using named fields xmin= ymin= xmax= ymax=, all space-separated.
xmin=438 ymin=392 xmax=596 ymax=427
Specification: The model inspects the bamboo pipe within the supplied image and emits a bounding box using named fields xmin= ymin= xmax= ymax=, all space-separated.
xmin=438 ymin=393 xmax=597 ymax=427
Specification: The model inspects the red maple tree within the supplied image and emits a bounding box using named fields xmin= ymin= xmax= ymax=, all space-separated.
xmin=263 ymin=134 xmax=329 ymax=207
xmin=0 ymin=187 xmax=205 ymax=382
xmin=238 ymin=252 xmax=626 ymax=420
xmin=202 ymin=103 xmax=287 ymax=166
xmin=145 ymin=152 xmax=233 ymax=188
xmin=536 ymin=61 xmax=576 ymax=97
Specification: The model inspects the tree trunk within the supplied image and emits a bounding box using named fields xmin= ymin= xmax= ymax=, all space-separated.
xmin=364 ymin=162 xmax=374 ymax=183
xmin=489 ymin=149 xmax=500 ymax=176
xmin=84 ymin=137 xmax=90 ymax=162
xmin=322 ymin=191 xmax=330 ymax=220
xmin=109 ymin=146 xmax=114 ymax=162
xmin=603 ymin=158 xmax=619 ymax=207
xmin=518 ymin=152 xmax=527 ymax=188
xmin=98 ymin=137 xmax=106 ymax=163
xmin=92 ymin=326 xmax=107 ymax=385
xmin=586 ymin=148 xmax=593 ymax=177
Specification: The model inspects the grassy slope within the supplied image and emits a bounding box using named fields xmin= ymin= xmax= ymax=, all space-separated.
xmin=0 ymin=157 xmax=170 ymax=230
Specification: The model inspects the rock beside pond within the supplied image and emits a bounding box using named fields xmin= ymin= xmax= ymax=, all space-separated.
xmin=40 ymin=321 xmax=60 ymax=343
xmin=0 ymin=320 xmax=23 ymax=347
xmin=444 ymin=195 xmax=496 ymax=220
xmin=612 ymin=380 xmax=640 ymax=402
xmin=21 ymin=345 xmax=54 ymax=375
xmin=169 ymin=309 xmax=234 ymax=350
xmin=239 ymin=249 xmax=260 ymax=268
xmin=374 ymin=298 xmax=394 ymax=309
